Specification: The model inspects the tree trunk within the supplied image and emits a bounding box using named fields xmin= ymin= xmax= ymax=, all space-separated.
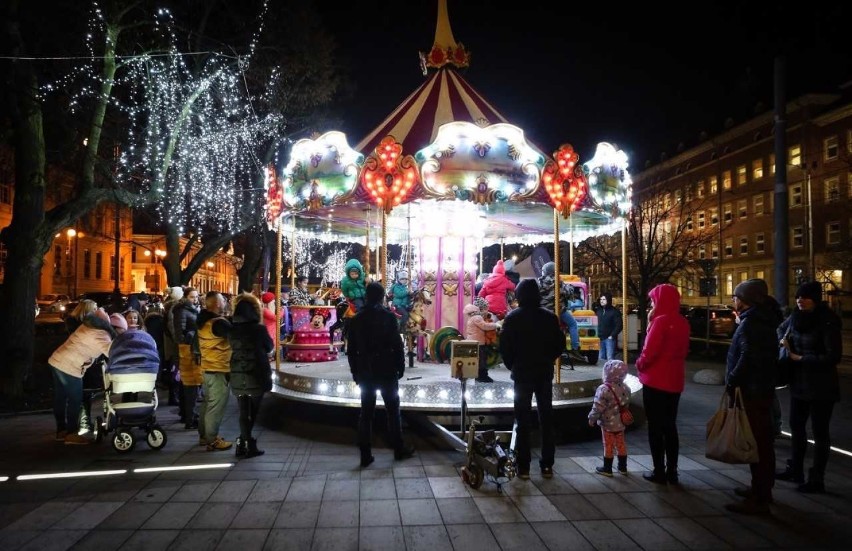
xmin=236 ymin=229 xmax=264 ymax=292
xmin=163 ymin=225 xmax=183 ymax=286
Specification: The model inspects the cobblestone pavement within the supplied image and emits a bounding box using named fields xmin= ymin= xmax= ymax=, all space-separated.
xmin=1 ymin=357 xmax=851 ymax=550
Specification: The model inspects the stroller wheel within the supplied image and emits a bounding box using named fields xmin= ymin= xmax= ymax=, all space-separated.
xmin=112 ymin=430 xmax=135 ymax=453
xmin=465 ymin=464 xmax=484 ymax=489
xmin=94 ymin=416 xmax=104 ymax=443
xmin=147 ymin=426 xmax=167 ymax=450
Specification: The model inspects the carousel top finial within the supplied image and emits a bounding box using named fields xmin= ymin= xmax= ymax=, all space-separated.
xmin=419 ymin=0 xmax=470 ymax=74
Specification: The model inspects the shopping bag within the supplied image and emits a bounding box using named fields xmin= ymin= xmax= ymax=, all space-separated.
xmin=705 ymin=388 xmax=759 ymax=464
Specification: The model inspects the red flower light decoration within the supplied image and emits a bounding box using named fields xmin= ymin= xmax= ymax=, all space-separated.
xmin=265 ymin=164 xmax=284 ymax=228
xmin=542 ymin=144 xmax=587 ymax=218
xmin=360 ymin=137 xmax=420 ymax=213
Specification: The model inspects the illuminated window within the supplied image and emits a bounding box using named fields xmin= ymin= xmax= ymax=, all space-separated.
xmin=769 ymin=153 xmax=776 ymax=175
xmin=712 ymin=243 xmax=719 ymax=259
xmin=738 ymin=199 xmax=748 ymax=219
xmin=95 ymin=252 xmax=102 ymax=279
xmin=699 ymin=244 xmax=707 ymax=259
xmin=710 ymin=207 xmax=719 ymax=226
xmin=824 ymin=177 xmax=840 ymax=203
xmin=755 ymin=269 xmax=765 ymax=280
xmin=739 ymin=270 xmax=749 ymax=283
xmin=737 ymin=165 xmax=747 ymax=186
xmin=725 ymin=237 xmax=733 ymax=257
xmin=789 ymin=145 xmax=802 ymax=168
xmin=686 ymin=215 xmax=693 ymax=231
xmin=722 ymin=171 xmax=732 ymax=190
xmin=789 ymin=184 xmax=803 ymax=207
xmin=753 ymin=194 xmax=764 ymax=216
xmin=824 ymin=136 xmax=838 ymax=161
xmin=752 ymin=159 xmax=764 ymax=180
xmin=756 ymin=233 xmax=766 ymax=253
xmin=83 ymin=249 xmax=91 ymax=279
xmin=709 ymin=176 xmax=718 ymax=194
xmin=826 ymin=221 xmax=841 ymax=245
xmin=725 ymin=273 xmax=734 ymax=296
xmin=739 ymin=236 xmax=749 ymax=255
xmin=698 ymin=211 xmax=705 ymax=229
xmin=723 ymin=203 xmax=733 ymax=224
xmin=791 ymin=226 xmax=804 ymax=248
xmin=697 ymin=180 xmax=705 ymax=198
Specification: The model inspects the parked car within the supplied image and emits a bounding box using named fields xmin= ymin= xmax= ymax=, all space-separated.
xmin=685 ymin=305 xmax=737 ymax=339
xmin=37 ymin=293 xmax=72 ymax=313
xmin=62 ymin=291 xmax=128 ymax=319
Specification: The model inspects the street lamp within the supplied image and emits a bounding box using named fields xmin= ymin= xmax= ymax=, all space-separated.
xmin=66 ymin=228 xmax=78 ymax=297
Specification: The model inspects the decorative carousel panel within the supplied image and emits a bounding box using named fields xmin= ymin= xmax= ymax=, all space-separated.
xmin=282 ymin=131 xmax=364 ymax=211
xmin=542 ymin=144 xmax=589 ymax=218
xmin=583 ymin=142 xmax=633 ymax=219
xmin=359 ymin=136 xmax=421 ymax=212
xmin=416 ymin=122 xmax=546 ymax=204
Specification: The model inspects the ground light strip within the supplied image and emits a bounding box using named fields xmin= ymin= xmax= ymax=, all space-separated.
xmin=12 ymin=463 xmax=234 ymax=481
xmin=0 ymin=476 xmax=9 ymax=482
xmin=17 ymin=469 xmax=127 ymax=481
xmin=134 ymin=464 xmax=233 ymax=473
xmin=780 ymin=431 xmax=852 ymax=458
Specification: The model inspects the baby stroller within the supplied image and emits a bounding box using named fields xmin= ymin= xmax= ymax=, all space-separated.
xmin=94 ymin=330 xmax=167 ymax=453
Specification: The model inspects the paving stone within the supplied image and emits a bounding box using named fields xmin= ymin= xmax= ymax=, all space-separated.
xmin=573 ymin=519 xmax=638 ymax=550
xmin=423 ymin=464 xmax=459 ymax=477
xmin=274 ymin=501 xmax=320 ymax=528
xmin=246 ymin=478 xmax=292 ymax=502
xmin=360 ymin=478 xmax=396 ymax=500
xmin=132 ymin=481 xmax=182 ymax=502
xmin=584 ymin=492 xmax=645 ymax=519
xmin=284 ymin=478 xmax=326 ymax=501
xmin=402 ymin=525 xmax=452 ymax=551
xmin=532 ymin=475 xmax=578 ymax=495
xmin=428 ymin=477 xmax=469 ymax=498
xmin=51 ymin=501 xmax=124 ymax=530
xmin=310 ymin=527 xmax=358 ymax=551
xmin=186 ymin=502 xmax=241 ymax=529
xmin=263 ymin=528 xmax=313 ymax=551
xmin=172 ymin=481 xmax=220 ymax=502
xmin=215 ymin=529 xmax=270 ymax=551
xmin=445 ymin=523 xmax=499 ymax=551
xmin=398 ymin=499 xmax=443 ymax=526
xmin=548 ymin=494 xmax=605 ymax=520
xmin=4 ymin=501 xmax=85 ymax=531
xmin=104 ymin=528 xmax=178 ymax=551
xmin=619 ymin=518 xmax=688 ymax=549
xmin=18 ymin=529 xmax=87 ymax=551
xmin=142 ymin=502 xmax=203 ymax=529
xmin=531 ymin=521 xmax=595 ymax=550
xmin=97 ymin=502 xmax=161 ymax=530
xmin=230 ymin=502 xmax=281 ymax=529
xmin=658 ymin=491 xmax=724 ymax=516
xmin=0 ymin=530 xmax=40 ymax=550
xmin=436 ymin=497 xmax=484 ymax=525
xmin=654 ymin=517 xmax=730 ymax=549
xmin=393 ymin=466 xmax=426 ymax=479
xmin=359 ymin=500 xmax=401 ymax=526
xmin=621 ymin=491 xmax=684 ymax=517
xmin=472 ymin=496 xmax=525 ymax=524
xmin=321 ymin=479 xmax=359 ymax=501
xmin=208 ymin=480 xmax=257 ymax=503
xmin=693 ymin=515 xmax=774 ymax=549
xmin=317 ymin=500 xmax=358 ymax=528
xmin=359 ymin=526 xmax=405 ymax=551
xmin=561 ymin=473 xmax=613 ymax=493
xmin=67 ymin=529 xmax=133 ymax=551
xmin=488 ymin=522 xmax=548 ymax=550
xmin=395 ymin=478 xmax=433 ymax=499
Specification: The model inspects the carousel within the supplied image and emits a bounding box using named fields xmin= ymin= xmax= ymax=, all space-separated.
xmin=265 ymin=0 xmax=638 ymax=417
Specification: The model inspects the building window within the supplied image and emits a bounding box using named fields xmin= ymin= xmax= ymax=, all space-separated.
xmin=699 ymin=244 xmax=706 ymax=259
xmin=711 ymin=243 xmax=719 ymax=259
xmin=110 ymin=254 xmax=116 ymax=281
xmin=54 ymin=245 xmax=62 ymax=276
xmin=725 ymin=273 xmax=734 ymax=297
xmin=738 ymin=199 xmax=748 ymax=219
xmin=739 ymin=236 xmax=749 ymax=255
xmin=686 ymin=215 xmax=693 ymax=231
xmin=789 ymin=144 xmax=802 ymax=168
xmin=120 ymin=257 xmax=125 ymax=281
xmin=756 ymin=233 xmax=766 ymax=253
xmin=698 ymin=211 xmax=705 ymax=229
xmin=83 ymin=249 xmax=91 ymax=279
xmin=755 ymin=269 xmax=765 ymax=280
xmin=697 ymin=180 xmax=705 ymax=198
xmin=131 ymin=246 xmax=137 ymax=263
xmin=725 ymin=237 xmax=733 ymax=257
xmin=722 ymin=171 xmax=732 ymax=190
xmin=824 ymin=135 xmax=838 ymax=161
xmin=792 ymin=226 xmax=804 ymax=248
xmin=753 ymin=194 xmax=764 ymax=216
xmin=723 ymin=203 xmax=733 ymax=224
xmin=95 ymin=252 xmax=103 ymax=279
xmin=769 ymin=153 xmax=776 ymax=175
xmin=709 ymin=176 xmax=718 ymax=194
xmin=674 ymin=189 xmax=682 ymax=204
xmin=710 ymin=207 xmax=719 ymax=226
xmin=739 ymin=270 xmax=749 ymax=284
xmin=685 ymin=184 xmax=693 ymax=202
xmin=824 ymin=177 xmax=840 ymax=203
xmin=790 ymin=184 xmax=803 ymax=207
xmin=737 ymin=165 xmax=747 ymax=186
xmin=752 ymin=159 xmax=764 ymax=180
xmin=827 ymin=221 xmax=841 ymax=245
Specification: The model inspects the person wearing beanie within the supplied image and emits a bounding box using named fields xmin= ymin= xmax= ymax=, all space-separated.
xmin=479 ymin=260 xmax=516 ymax=318
xmin=725 ymin=278 xmax=783 ymax=514
xmin=463 ymin=303 xmax=501 ymax=382
xmin=775 ymin=281 xmax=842 ymax=494
xmin=388 ymin=269 xmax=412 ymax=331
xmin=499 ymin=279 xmax=565 ymax=479
xmin=588 ymin=360 xmax=632 ymax=476
xmin=260 ymin=291 xmax=282 ymax=346
xmin=347 ymin=282 xmax=414 ymax=467
xmin=635 ymin=284 xmax=690 ymax=485
xmin=537 ymin=261 xmax=584 ymax=365
xmin=109 ymin=313 xmax=128 ymax=335
xmin=47 ymin=307 xmax=115 ymax=445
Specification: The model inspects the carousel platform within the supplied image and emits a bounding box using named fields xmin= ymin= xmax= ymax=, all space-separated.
xmin=271 ymin=357 xmax=642 ymax=414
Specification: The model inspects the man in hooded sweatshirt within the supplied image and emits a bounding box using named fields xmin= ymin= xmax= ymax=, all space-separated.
xmin=499 ymin=279 xmax=565 ymax=479
xmin=597 ymin=292 xmax=622 ymax=362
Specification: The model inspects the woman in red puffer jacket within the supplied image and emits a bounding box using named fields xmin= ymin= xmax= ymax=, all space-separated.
xmin=635 ymin=283 xmax=690 ymax=485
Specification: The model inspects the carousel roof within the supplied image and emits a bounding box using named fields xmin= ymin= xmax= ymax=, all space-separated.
xmin=356 ymin=68 xmax=511 ymax=157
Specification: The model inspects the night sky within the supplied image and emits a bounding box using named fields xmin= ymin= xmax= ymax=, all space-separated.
xmin=315 ymin=0 xmax=852 ymax=169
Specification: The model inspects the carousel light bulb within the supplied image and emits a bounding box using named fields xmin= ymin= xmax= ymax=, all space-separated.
xmin=505 ymin=389 xmax=514 ymax=399
xmin=464 ymin=391 xmax=471 ymax=400
xmin=397 ymin=388 xmax=405 ymax=398
xmin=416 ymin=389 xmax=426 ymax=399
xmin=318 ymin=383 xmax=328 ymax=393
xmin=484 ymin=390 xmax=493 ymax=400
xmin=439 ymin=389 xmax=449 ymax=399
xmin=336 ymin=384 xmax=345 ymax=394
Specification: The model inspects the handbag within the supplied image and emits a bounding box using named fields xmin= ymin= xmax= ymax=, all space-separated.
xmin=705 ymin=387 xmax=759 ymax=464
xmin=776 ymin=325 xmax=792 ymax=389
xmin=605 ymin=383 xmax=634 ymax=426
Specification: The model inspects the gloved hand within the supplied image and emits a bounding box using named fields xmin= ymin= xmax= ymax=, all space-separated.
xmin=193 ymin=353 xmax=201 ymax=366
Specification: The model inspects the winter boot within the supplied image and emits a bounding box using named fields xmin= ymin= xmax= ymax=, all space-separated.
xmin=360 ymin=446 xmax=375 ymax=468
xmin=666 ymin=466 xmax=679 ymax=485
xmin=475 ymin=367 xmax=494 ymax=383
xmin=798 ymin=468 xmax=825 ymax=494
xmin=245 ymin=437 xmax=265 ymax=458
xmin=617 ymin=455 xmax=628 ymax=474
xmin=595 ymin=456 xmax=614 ymax=477
xmin=234 ymin=437 xmax=246 ymax=458
xmin=775 ymin=459 xmax=805 ymax=483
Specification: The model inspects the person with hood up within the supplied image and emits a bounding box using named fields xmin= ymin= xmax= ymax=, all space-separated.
xmin=479 ymin=260 xmax=517 ymax=319
xmin=499 ymin=279 xmax=565 ymax=479
xmin=347 ymin=282 xmax=415 ymax=467
xmin=48 ymin=307 xmax=115 ymax=445
xmin=724 ymin=278 xmax=783 ymax=514
xmin=588 ymin=360 xmax=632 ymax=476
xmin=537 ymin=261 xmax=584 ymax=363
xmin=635 ymin=283 xmax=690 ymax=484
xmin=229 ymin=293 xmax=274 ymax=458
xmin=341 ymin=258 xmax=368 ymax=313
xmin=388 ymin=269 xmax=412 ymax=330
xmin=775 ymin=281 xmax=842 ymax=495
xmin=597 ymin=292 xmax=623 ymax=362
xmin=463 ymin=303 xmax=501 ymax=383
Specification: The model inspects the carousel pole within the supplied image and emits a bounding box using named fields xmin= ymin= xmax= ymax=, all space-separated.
xmin=621 ymin=219 xmax=628 ymax=363
xmin=375 ymin=208 xmax=381 ymax=281
xmin=553 ymin=209 xmax=561 ymax=384
xmin=500 ymin=237 xmax=504 ymax=261
xmin=381 ymin=209 xmax=388 ymax=289
xmin=364 ymin=208 xmax=371 ymax=277
xmin=290 ymin=216 xmax=296 ymax=291
xmin=275 ymin=219 xmax=283 ymax=371
xmin=569 ymin=215 xmax=574 ymax=274
xmin=407 ymin=205 xmax=412 ymax=292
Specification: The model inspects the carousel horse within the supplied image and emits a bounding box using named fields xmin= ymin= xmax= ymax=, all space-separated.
xmin=327 ymin=296 xmax=354 ymax=352
xmin=405 ymin=288 xmax=432 ymax=335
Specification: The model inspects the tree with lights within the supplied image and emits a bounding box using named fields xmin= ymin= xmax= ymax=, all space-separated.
xmin=0 ymin=0 xmax=340 ymax=398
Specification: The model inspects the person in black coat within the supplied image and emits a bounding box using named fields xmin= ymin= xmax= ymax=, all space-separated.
xmin=347 ymin=282 xmax=415 ymax=467
xmin=499 ymin=278 xmax=565 ymax=479
xmin=775 ymin=281 xmax=843 ymax=494
xmin=597 ymin=292 xmax=623 ymax=362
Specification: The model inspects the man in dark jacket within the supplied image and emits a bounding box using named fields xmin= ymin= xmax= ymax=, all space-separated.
xmin=725 ymin=278 xmax=782 ymax=515
xmin=347 ymin=282 xmax=415 ymax=467
xmin=499 ymin=279 xmax=565 ymax=479
xmin=597 ymin=292 xmax=622 ymax=362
